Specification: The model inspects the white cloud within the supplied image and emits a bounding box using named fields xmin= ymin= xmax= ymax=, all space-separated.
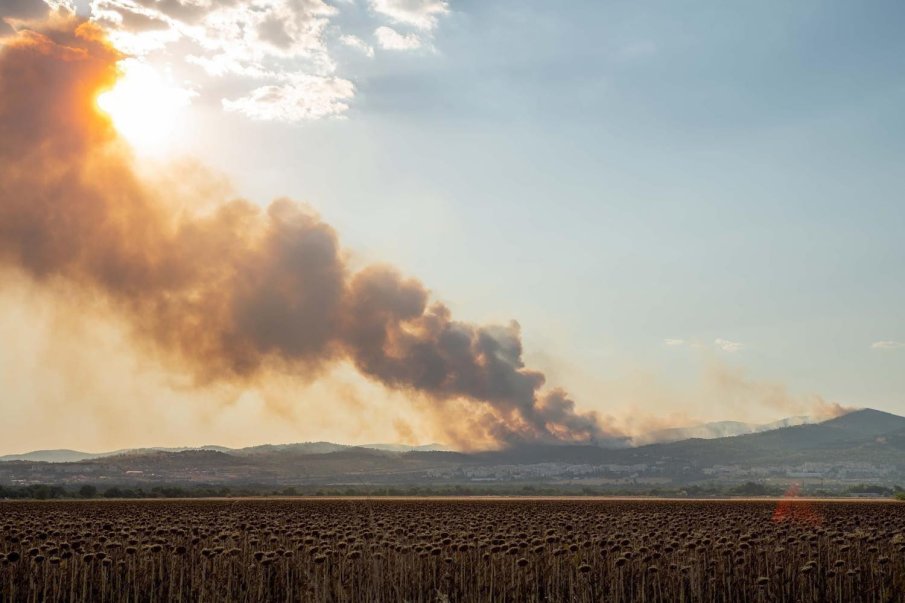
xmin=714 ymin=338 xmax=745 ymax=353
xmin=663 ymin=337 xmax=745 ymax=352
xmin=370 ymin=0 xmax=448 ymax=30
xmin=340 ymin=34 xmax=374 ymax=58
xmin=45 ymin=0 xmax=75 ymax=13
xmin=91 ymin=0 xmax=337 ymax=63
xmin=222 ymin=74 xmax=354 ymax=121
xmin=375 ymin=25 xmax=422 ymax=50
xmin=185 ymin=55 xmax=276 ymax=80
xmin=68 ymin=0 xmax=449 ymax=122
xmin=871 ymin=341 xmax=905 ymax=350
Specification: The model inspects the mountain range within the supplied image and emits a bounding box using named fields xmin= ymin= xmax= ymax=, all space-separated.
xmin=0 ymin=414 xmax=820 ymax=463
xmin=1 ymin=409 xmax=904 ymax=490
xmin=0 ymin=442 xmax=449 ymax=464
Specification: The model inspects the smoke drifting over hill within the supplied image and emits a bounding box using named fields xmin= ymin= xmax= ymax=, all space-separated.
xmin=0 ymin=17 xmax=607 ymax=446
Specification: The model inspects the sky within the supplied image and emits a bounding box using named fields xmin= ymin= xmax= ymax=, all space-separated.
xmin=0 ymin=0 xmax=903 ymax=453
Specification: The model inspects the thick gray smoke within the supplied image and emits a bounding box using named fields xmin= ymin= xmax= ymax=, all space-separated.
xmin=0 ymin=16 xmax=608 ymax=446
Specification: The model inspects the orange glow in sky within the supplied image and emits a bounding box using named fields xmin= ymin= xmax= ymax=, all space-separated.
xmin=96 ymin=59 xmax=192 ymax=152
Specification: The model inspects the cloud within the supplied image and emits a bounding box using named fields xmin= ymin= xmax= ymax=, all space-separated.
xmin=85 ymin=0 xmax=339 ymax=85
xmin=370 ymin=0 xmax=449 ymax=30
xmin=872 ymin=341 xmax=905 ymax=350
xmin=339 ymin=34 xmax=374 ymax=58
xmin=15 ymin=0 xmax=450 ymax=122
xmin=375 ymin=25 xmax=422 ymax=50
xmin=91 ymin=0 xmax=337 ymax=65
xmin=663 ymin=337 xmax=744 ymax=352
xmin=223 ymin=74 xmax=354 ymax=121
xmin=714 ymin=338 xmax=745 ymax=353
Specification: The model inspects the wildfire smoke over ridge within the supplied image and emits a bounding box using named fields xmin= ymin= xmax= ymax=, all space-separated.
xmin=0 ymin=16 xmax=608 ymax=447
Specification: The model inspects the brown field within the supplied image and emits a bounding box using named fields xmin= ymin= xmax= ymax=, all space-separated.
xmin=1 ymin=498 xmax=903 ymax=602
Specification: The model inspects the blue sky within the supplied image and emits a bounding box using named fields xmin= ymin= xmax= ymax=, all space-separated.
xmin=176 ymin=1 xmax=905 ymax=420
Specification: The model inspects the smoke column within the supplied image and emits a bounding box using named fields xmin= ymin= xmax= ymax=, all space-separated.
xmin=0 ymin=17 xmax=608 ymax=446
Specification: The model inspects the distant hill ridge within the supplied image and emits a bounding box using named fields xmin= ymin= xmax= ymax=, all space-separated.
xmin=4 ymin=411 xmax=883 ymax=463
xmin=0 ymin=442 xmax=451 ymax=463
xmin=3 ymin=409 xmax=905 ymax=490
xmin=5 ymin=409 xmax=903 ymax=463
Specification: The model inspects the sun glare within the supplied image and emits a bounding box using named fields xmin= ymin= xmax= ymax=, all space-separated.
xmin=97 ymin=60 xmax=192 ymax=152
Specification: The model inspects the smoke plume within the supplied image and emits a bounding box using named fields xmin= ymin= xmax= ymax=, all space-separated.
xmin=0 ymin=17 xmax=607 ymax=446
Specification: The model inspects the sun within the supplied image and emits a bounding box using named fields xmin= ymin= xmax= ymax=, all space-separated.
xmin=97 ymin=59 xmax=193 ymax=152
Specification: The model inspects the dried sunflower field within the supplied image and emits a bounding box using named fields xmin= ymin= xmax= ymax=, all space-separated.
xmin=1 ymin=498 xmax=904 ymax=602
